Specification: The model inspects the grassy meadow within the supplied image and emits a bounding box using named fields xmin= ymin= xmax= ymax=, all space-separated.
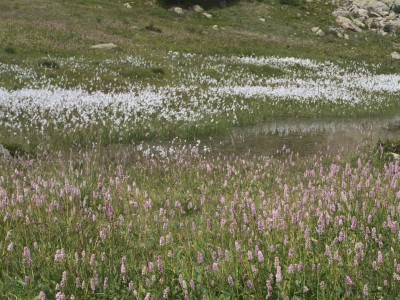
xmin=1 ymin=0 xmax=400 ymax=299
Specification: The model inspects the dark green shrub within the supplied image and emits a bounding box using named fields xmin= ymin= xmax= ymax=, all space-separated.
xmin=38 ymin=60 xmax=59 ymax=69
xmin=5 ymin=45 xmax=16 ymax=54
xmin=151 ymin=67 xmax=165 ymax=75
xmin=393 ymin=5 xmax=400 ymax=14
xmin=279 ymin=0 xmax=302 ymax=6
xmin=1 ymin=142 xmax=35 ymax=157
xmin=383 ymin=24 xmax=392 ymax=33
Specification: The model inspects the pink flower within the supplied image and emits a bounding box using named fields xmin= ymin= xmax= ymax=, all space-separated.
xmin=54 ymin=249 xmax=65 ymax=263
xmin=23 ymin=247 xmax=32 ymax=267
xmin=103 ymin=277 xmax=109 ymax=290
xmin=228 ymin=276 xmax=233 ymax=286
xmin=121 ymin=257 xmax=126 ymax=274
xmin=157 ymin=256 xmax=163 ymax=272
xmin=276 ymin=266 xmax=282 ymax=283
xmin=377 ymin=251 xmax=383 ymax=264
xmin=197 ymin=252 xmax=204 ymax=264
xmin=346 ymin=275 xmax=353 ymax=286
xmin=363 ymin=284 xmax=368 ymax=297
xmin=212 ymin=262 xmax=219 ymax=271
xmin=55 ymin=292 xmax=65 ymax=300
xmin=257 ymin=251 xmax=264 ymax=263
xmin=39 ymin=291 xmax=46 ymax=300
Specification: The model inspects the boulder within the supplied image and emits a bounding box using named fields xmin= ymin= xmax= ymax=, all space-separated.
xmin=386 ymin=12 xmax=397 ymax=21
xmin=336 ymin=16 xmax=363 ymax=32
xmin=172 ymin=7 xmax=184 ymax=14
xmin=353 ymin=0 xmax=376 ymax=9
xmin=370 ymin=1 xmax=390 ymax=16
xmin=332 ymin=8 xmax=350 ymax=17
xmin=387 ymin=19 xmax=400 ymax=30
xmin=192 ymin=5 xmax=204 ymax=12
xmin=353 ymin=18 xmax=366 ymax=28
xmin=355 ymin=8 xmax=369 ymax=18
xmin=90 ymin=43 xmax=118 ymax=50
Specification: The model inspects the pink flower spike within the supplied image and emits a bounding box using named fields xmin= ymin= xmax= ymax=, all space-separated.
xmin=346 ymin=275 xmax=353 ymax=286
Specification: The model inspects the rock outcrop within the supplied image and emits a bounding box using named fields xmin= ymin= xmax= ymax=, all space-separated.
xmin=333 ymin=0 xmax=400 ymax=35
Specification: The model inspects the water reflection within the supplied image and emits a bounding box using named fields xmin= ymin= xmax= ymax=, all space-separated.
xmin=211 ymin=116 xmax=400 ymax=156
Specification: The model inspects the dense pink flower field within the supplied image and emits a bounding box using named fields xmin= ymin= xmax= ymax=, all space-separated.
xmin=0 ymin=143 xmax=399 ymax=299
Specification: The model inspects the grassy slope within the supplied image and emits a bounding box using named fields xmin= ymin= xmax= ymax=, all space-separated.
xmin=1 ymin=0 xmax=399 ymax=72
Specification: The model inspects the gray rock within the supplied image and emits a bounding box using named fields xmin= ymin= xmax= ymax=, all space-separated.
xmin=259 ymin=17 xmax=266 ymax=22
xmin=387 ymin=19 xmax=400 ymax=30
xmin=370 ymin=1 xmax=390 ymax=16
xmin=144 ymin=1 xmax=156 ymax=7
xmin=0 ymin=145 xmax=10 ymax=158
xmin=311 ymin=26 xmax=320 ymax=33
xmin=391 ymin=51 xmax=400 ymax=59
xmin=336 ymin=16 xmax=363 ymax=32
xmin=353 ymin=18 xmax=366 ymax=28
xmin=355 ymin=8 xmax=369 ymax=18
xmin=172 ymin=7 xmax=184 ymax=14
xmin=123 ymin=3 xmax=132 ymax=8
xmin=90 ymin=43 xmax=118 ymax=50
xmin=316 ymin=29 xmax=325 ymax=36
xmin=332 ymin=8 xmax=350 ymax=17
xmin=329 ymin=27 xmax=344 ymax=37
xmin=389 ymin=152 xmax=400 ymax=160
xmin=192 ymin=5 xmax=204 ymax=12
xmin=353 ymin=0 xmax=376 ymax=8
xmin=386 ymin=12 xmax=397 ymax=21
xmin=203 ymin=12 xmax=212 ymax=18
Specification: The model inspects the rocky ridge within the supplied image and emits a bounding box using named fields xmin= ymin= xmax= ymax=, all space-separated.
xmin=332 ymin=0 xmax=400 ymax=36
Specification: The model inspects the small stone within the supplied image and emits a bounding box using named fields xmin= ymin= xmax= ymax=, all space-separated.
xmin=90 ymin=43 xmax=118 ymax=50
xmin=0 ymin=145 xmax=10 ymax=158
xmin=378 ymin=30 xmax=388 ymax=36
xmin=203 ymin=12 xmax=212 ymax=18
xmin=344 ymin=33 xmax=349 ymax=39
xmin=259 ymin=18 xmax=266 ymax=22
xmin=391 ymin=51 xmax=400 ymax=60
xmin=212 ymin=25 xmax=218 ymax=30
xmin=389 ymin=152 xmax=400 ymax=160
xmin=311 ymin=26 xmax=320 ymax=33
xmin=123 ymin=3 xmax=132 ymax=8
xmin=316 ymin=29 xmax=325 ymax=36
xmin=144 ymin=1 xmax=156 ymax=7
